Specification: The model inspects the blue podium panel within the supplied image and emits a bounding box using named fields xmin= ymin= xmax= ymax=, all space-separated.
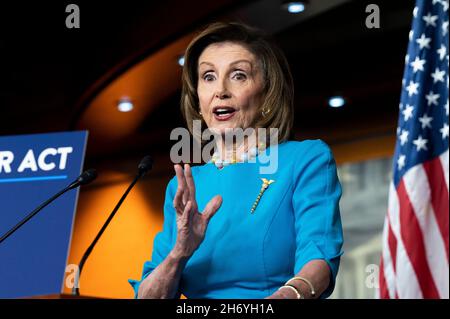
xmin=0 ymin=131 xmax=88 ymax=298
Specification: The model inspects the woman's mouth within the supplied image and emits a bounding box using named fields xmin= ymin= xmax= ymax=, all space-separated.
xmin=213 ymin=106 xmax=237 ymax=121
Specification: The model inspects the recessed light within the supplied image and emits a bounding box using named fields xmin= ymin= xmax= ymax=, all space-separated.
xmin=328 ymin=96 xmax=346 ymax=108
xmin=117 ymin=98 xmax=134 ymax=112
xmin=284 ymin=2 xmax=306 ymax=14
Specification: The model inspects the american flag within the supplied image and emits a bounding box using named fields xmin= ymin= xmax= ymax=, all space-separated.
xmin=379 ymin=0 xmax=449 ymax=299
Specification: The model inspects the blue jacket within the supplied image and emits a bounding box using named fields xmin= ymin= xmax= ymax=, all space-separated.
xmin=129 ymin=140 xmax=344 ymax=298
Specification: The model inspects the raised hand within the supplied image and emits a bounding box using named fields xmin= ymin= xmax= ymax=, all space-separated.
xmin=172 ymin=164 xmax=222 ymax=258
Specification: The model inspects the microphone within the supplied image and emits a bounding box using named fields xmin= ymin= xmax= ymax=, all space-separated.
xmin=0 ymin=169 xmax=98 ymax=245
xmin=138 ymin=155 xmax=153 ymax=175
xmin=68 ymin=168 xmax=98 ymax=189
xmin=72 ymin=155 xmax=153 ymax=296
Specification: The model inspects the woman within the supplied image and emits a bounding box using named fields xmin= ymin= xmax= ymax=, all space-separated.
xmin=129 ymin=22 xmax=343 ymax=299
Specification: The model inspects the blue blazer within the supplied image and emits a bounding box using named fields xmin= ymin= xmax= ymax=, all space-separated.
xmin=129 ymin=140 xmax=344 ymax=298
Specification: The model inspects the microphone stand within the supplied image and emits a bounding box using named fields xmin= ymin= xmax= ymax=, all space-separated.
xmin=0 ymin=187 xmax=70 ymax=244
xmin=72 ymin=172 xmax=144 ymax=296
xmin=0 ymin=170 xmax=96 ymax=245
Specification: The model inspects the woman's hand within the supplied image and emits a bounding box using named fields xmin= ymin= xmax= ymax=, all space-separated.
xmin=172 ymin=164 xmax=222 ymax=259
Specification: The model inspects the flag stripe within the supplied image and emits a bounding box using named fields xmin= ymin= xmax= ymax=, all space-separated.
xmin=381 ymin=214 xmax=397 ymax=298
xmin=379 ymin=256 xmax=390 ymax=298
xmin=440 ymin=150 xmax=449 ymax=191
xmin=387 ymin=182 xmax=422 ymax=299
xmin=403 ymin=165 xmax=449 ymax=298
xmin=387 ymin=219 xmax=398 ymax=273
xmin=423 ymin=155 xmax=450 ymax=262
xmin=397 ymin=179 xmax=440 ymax=298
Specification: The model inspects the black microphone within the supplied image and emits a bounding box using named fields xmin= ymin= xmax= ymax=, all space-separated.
xmin=0 ymin=169 xmax=98 ymax=245
xmin=138 ymin=155 xmax=153 ymax=175
xmin=72 ymin=155 xmax=153 ymax=296
xmin=68 ymin=168 xmax=98 ymax=189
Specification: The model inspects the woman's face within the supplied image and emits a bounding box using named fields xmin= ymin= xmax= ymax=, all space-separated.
xmin=197 ymin=42 xmax=265 ymax=135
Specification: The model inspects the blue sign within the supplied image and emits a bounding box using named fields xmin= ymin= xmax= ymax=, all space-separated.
xmin=0 ymin=131 xmax=88 ymax=298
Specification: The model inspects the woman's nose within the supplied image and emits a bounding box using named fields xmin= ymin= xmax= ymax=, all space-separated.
xmin=215 ymin=79 xmax=231 ymax=99
xmin=215 ymin=90 xmax=231 ymax=99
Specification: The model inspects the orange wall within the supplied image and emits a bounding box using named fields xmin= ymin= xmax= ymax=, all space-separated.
xmin=332 ymin=135 xmax=396 ymax=164
xmin=63 ymin=172 xmax=169 ymax=298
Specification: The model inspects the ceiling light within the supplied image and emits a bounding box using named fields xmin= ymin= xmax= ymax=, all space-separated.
xmin=328 ymin=96 xmax=346 ymax=108
xmin=117 ymin=98 xmax=134 ymax=112
xmin=283 ymin=1 xmax=306 ymax=14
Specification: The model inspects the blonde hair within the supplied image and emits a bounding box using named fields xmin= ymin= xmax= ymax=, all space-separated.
xmin=181 ymin=22 xmax=294 ymax=143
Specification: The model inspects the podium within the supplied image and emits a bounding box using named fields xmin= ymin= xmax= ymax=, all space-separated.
xmin=29 ymin=294 xmax=101 ymax=299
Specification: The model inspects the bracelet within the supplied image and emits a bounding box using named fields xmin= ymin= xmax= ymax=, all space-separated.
xmin=285 ymin=276 xmax=316 ymax=297
xmin=278 ymin=285 xmax=304 ymax=299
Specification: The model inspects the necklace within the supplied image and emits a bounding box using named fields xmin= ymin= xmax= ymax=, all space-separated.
xmin=211 ymin=142 xmax=266 ymax=169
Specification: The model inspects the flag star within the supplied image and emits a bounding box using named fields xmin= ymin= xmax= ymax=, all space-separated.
xmin=442 ymin=0 xmax=449 ymax=11
xmin=410 ymin=56 xmax=426 ymax=72
xmin=413 ymin=135 xmax=428 ymax=151
xmin=425 ymin=91 xmax=440 ymax=105
xmin=444 ymin=100 xmax=449 ymax=116
xmin=399 ymin=103 xmax=403 ymax=110
xmin=443 ymin=20 xmax=449 ymax=36
xmin=405 ymin=54 xmax=410 ymax=64
xmin=423 ymin=13 xmax=438 ymax=27
xmin=409 ymin=30 xmax=414 ymax=41
xmin=397 ymin=154 xmax=406 ymax=170
xmin=440 ymin=123 xmax=449 ymax=139
xmin=437 ymin=44 xmax=447 ymax=60
xmin=399 ymin=130 xmax=409 ymax=145
xmin=416 ymin=33 xmax=431 ymax=49
xmin=402 ymin=104 xmax=414 ymax=121
xmin=432 ymin=0 xmax=441 ymax=4
xmin=418 ymin=114 xmax=433 ymax=128
xmin=406 ymin=81 xmax=419 ymax=96
xmin=431 ymin=67 xmax=445 ymax=83
xmin=413 ymin=6 xmax=419 ymax=17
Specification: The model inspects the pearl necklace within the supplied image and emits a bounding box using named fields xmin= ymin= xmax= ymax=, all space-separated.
xmin=211 ymin=142 xmax=267 ymax=169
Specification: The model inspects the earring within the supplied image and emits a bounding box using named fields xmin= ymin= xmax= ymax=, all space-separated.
xmin=261 ymin=107 xmax=270 ymax=117
xmin=199 ymin=111 xmax=203 ymax=116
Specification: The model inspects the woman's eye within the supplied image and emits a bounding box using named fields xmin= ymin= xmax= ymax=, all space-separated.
xmin=203 ymin=73 xmax=215 ymax=81
xmin=232 ymin=72 xmax=247 ymax=80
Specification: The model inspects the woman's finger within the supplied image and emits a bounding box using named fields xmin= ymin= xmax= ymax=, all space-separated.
xmin=173 ymin=165 xmax=186 ymax=214
xmin=175 ymin=164 xmax=190 ymax=205
xmin=173 ymin=191 xmax=183 ymax=215
xmin=202 ymin=195 xmax=223 ymax=222
xmin=182 ymin=200 xmax=192 ymax=227
xmin=184 ymin=164 xmax=197 ymax=205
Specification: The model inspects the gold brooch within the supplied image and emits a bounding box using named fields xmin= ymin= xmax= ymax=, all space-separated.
xmin=251 ymin=178 xmax=275 ymax=213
